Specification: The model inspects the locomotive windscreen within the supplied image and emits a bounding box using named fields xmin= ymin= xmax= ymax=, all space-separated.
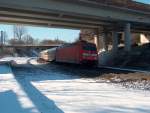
xmin=83 ymin=44 xmax=97 ymax=51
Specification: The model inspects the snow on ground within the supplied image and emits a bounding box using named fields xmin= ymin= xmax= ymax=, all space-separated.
xmin=0 ymin=57 xmax=33 ymax=64
xmin=31 ymin=79 xmax=150 ymax=113
xmin=1 ymin=57 xmax=150 ymax=113
xmin=0 ymin=64 xmax=40 ymax=113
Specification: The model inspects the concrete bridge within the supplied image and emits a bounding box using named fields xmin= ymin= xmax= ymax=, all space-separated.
xmin=0 ymin=0 xmax=149 ymax=29
xmin=0 ymin=0 xmax=149 ymax=64
xmin=0 ymin=45 xmax=60 ymax=57
xmin=0 ymin=45 xmax=60 ymax=51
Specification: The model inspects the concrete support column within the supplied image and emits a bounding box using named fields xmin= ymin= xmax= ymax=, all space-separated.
xmin=94 ymin=29 xmax=109 ymax=52
xmin=94 ymin=34 xmax=100 ymax=51
xmin=95 ymin=34 xmax=106 ymax=52
xmin=98 ymin=34 xmax=107 ymax=52
xmin=124 ymin=23 xmax=132 ymax=52
xmin=112 ymin=31 xmax=118 ymax=53
xmin=103 ymin=33 xmax=108 ymax=51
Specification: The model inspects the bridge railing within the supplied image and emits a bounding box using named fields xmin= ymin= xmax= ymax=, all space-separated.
xmin=85 ymin=0 xmax=150 ymax=12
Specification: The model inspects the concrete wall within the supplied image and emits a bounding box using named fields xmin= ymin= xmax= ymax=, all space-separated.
xmin=98 ymin=50 xmax=114 ymax=66
xmin=119 ymin=33 xmax=150 ymax=46
xmin=80 ymin=29 xmax=96 ymax=43
xmin=140 ymin=34 xmax=150 ymax=44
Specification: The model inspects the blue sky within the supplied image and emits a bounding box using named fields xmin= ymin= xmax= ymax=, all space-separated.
xmin=0 ymin=24 xmax=80 ymax=42
xmin=0 ymin=0 xmax=149 ymax=42
xmin=134 ymin=0 xmax=150 ymax=4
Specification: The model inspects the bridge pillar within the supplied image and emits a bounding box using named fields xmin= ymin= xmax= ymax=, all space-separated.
xmin=124 ymin=23 xmax=132 ymax=52
xmin=95 ymin=33 xmax=108 ymax=52
xmin=112 ymin=31 xmax=118 ymax=54
xmin=94 ymin=30 xmax=110 ymax=52
xmin=94 ymin=28 xmax=105 ymax=52
xmin=103 ymin=32 xmax=109 ymax=51
xmin=94 ymin=34 xmax=100 ymax=51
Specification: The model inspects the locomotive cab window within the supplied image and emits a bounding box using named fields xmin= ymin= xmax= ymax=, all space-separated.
xmin=83 ymin=44 xmax=97 ymax=51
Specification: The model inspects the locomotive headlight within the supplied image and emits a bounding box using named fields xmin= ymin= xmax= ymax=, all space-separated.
xmin=83 ymin=53 xmax=90 ymax=56
xmin=83 ymin=53 xmax=97 ymax=57
xmin=91 ymin=54 xmax=97 ymax=57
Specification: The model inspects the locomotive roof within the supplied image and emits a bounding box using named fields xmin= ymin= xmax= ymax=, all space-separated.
xmin=58 ymin=41 xmax=95 ymax=48
xmin=40 ymin=47 xmax=57 ymax=53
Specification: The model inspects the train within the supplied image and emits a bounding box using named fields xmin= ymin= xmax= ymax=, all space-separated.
xmin=39 ymin=41 xmax=98 ymax=65
xmin=39 ymin=47 xmax=57 ymax=61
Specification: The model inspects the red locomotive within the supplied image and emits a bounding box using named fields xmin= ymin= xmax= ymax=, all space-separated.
xmin=39 ymin=41 xmax=98 ymax=65
xmin=56 ymin=41 xmax=98 ymax=64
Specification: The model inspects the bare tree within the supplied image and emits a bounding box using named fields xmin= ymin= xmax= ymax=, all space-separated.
xmin=23 ymin=34 xmax=34 ymax=45
xmin=13 ymin=25 xmax=27 ymax=41
xmin=8 ymin=38 xmax=25 ymax=45
xmin=40 ymin=39 xmax=66 ymax=45
xmin=3 ymin=31 xmax=8 ymax=45
xmin=33 ymin=38 xmax=39 ymax=45
xmin=0 ymin=31 xmax=8 ymax=45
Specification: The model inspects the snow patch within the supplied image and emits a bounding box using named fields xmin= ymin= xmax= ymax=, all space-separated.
xmin=0 ymin=64 xmax=40 ymax=113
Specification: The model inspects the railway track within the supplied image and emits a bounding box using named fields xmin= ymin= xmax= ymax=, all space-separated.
xmin=27 ymin=58 xmax=150 ymax=75
xmin=36 ymin=57 xmax=150 ymax=74
xmin=99 ymin=66 xmax=150 ymax=74
xmin=9 ymin=57 xmax=150 ymax=81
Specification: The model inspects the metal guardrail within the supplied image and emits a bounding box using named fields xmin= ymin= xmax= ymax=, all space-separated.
xmin=86 ymin=0 xmax=150 ymax=12
xmin=0 ymin=45 xmax=61 ymax=48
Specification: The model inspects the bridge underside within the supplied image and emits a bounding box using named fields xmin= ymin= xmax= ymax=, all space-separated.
xmin=0 ymin=7 xmax=111 ymax=29
xmin=0 ymin=0 xmax=149 ymax=32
